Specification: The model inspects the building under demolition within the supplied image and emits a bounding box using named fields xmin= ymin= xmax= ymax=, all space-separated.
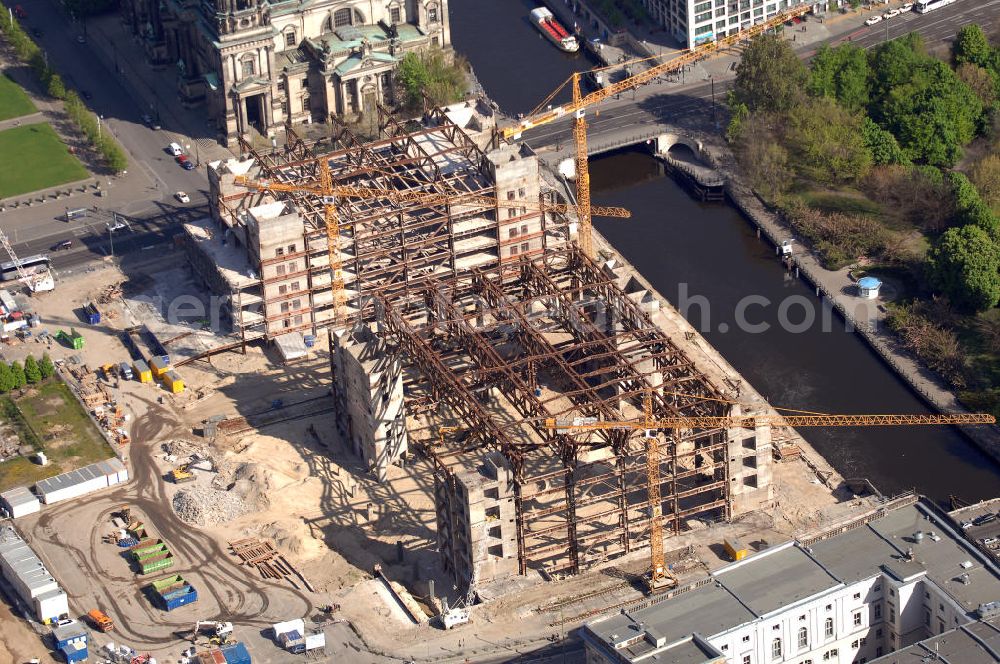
xmin=194 ymin=100 xmax=775 ymax=593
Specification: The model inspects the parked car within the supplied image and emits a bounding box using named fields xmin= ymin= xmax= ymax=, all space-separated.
xmin=175 ymin=154 xmax=188 ymax=164
xmin=51 ymin=240 xmax=73 ymax=251
xmin=900 ymin=3 xmax=914 ymax=10
xmin=175 ymin=191 xmax=190 ymax=203
xmin=76 ymin=35 xmax=86 ymax=44
xmin=167 ymin=142 xmax=183 ymax=156
xmin=884 ymin=8 xmax=901 ymax=18
xmin=865 ymin=15 xmax=883 ymax=25
xmin=182 ymin=160 xmax=195 ymax=170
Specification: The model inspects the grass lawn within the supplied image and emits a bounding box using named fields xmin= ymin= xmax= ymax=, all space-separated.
xmin=796 ymin=187 xmax=884 ymax=217
xmin=0 ymin=74 xmax=36 ymax=121
xmin=0 ymin=123 xmax=88 ymax=199
xmin=0 ymin=379 xmax=115 ymax=493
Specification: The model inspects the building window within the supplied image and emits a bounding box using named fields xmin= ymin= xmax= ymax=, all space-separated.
xmin=507 ymin=208 xmax=517 ymax=219
xmin=282 ymin=319 xmax=291 ymax=328
xmin=507 ymin=191 xmax=516 ymax=201
xmin=824 ymin=617 xmax=833 ymax=638
xmin=288 ymin=261 xmax=297 ymax=273
xmin=938 ymin=618 xmax=945 ymax=634
xmin=772 ymin=624 xmax=780 ymax=632
xmin=291 ymin=281 xmax=300 ymax=291
xmin=798 ymin=615 xmax=806 ymax=622
xmin=280 ymin=302 xmax=290 ymax=313
xmin=518 ymin=187 xmax=525 ymax=198
xmin=825 ymin=604 xmax=832 ymax=611
xmin=521 ymin=242 xmax=529 ymax=253
xmin=301 ymin=96 xmax=310 ymax=113
xmin=771 ymin=639 xmax=781 ymax=660
xmin=428 ymin=4 xmax=438 ymax=22
xmin=874 ymin=604 xmax=882 ymax=619
xmin=889 ymin=607 xmax=895 ymax=622
xmin=722 ymin=645 xmax=728 ymax=651
xmin=390 ymin=5 xmax=401 ymax=23
xmin=742 ymin=656 xmax=751 ymax=664
xmin=277 ymin=79 xmax=285 ymax=91
xmin=798 ymin=627 xmax=807 ymax=649
xmin=334 ymin=7 xmax=352 ymax=27
xmin=853 ymin=611 xmax=862 ymax=627
xmin=876 ymin=647 xmax=883 ymax=657
xmin=301 ymin=78 xmax=308 ymax=90
xmin=852 ymin=640 xmax=859 ymax=648
xmin=285 ymin=31 xmax=296 ymax=47
xmin=276 ymin=247 xmax=284 ymax=257
xmin=276 ymin=264 xmax=286 ymax=276
xmin=287 ymin=243 xmax=296 ymax=253
xmin=509 ymin=228 xmax=518 ymax=239
xmin=742 ymin=635 xmax=751 ymax=643
xmin=294 ymin=314 xmax=303 ymax=325
xmin=510 ymin=246 xmax=518 ymax=256
xmin=924 ymin=609 xmax=931 ymax=626
xmin=241 ymin=58 xmax=255 ymax=77
xmin=853 ymin=592 xmax=861 ymax=600
xmin=291 ymin=299 xmax=301 ymax=310
xmin=876 ymin=629 xmax=882 ymax=638
xmin=278 ymin=284 xmax=287 ymax=295
xmin=521 ymin=224 xmax=528 ymax=234
xmin=873 ymin=585 xmax=881 ymax=592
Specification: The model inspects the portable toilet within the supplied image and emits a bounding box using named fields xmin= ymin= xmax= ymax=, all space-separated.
xmin=857 ymin=276 xmax=882 ymax=300
xmin=163 ymin=371 xmax=184 ymax=394
xmin=149 ymin=355 xmax=170 ymax=378
xmin=132 ymin=359 xmax=152 ymax=383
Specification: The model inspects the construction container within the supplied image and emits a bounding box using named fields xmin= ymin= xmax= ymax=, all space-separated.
xmin=134 ymin=545 xmax=170 ymax=563
xmin=132 ymin=359 xmax=152 ymax=383
xmin=724 ymin=538 xmax=748 ymax=562
xmin=51 ymin=621 xmax=87 ymax=650
xmin=162 ymin=370 xmax=184 ymax=394
xmin=140 ymin=552 xmax=175 ymax=575
xmin=151 ymin=574 xmax=197 ymax=611
xmin=84 ymin=303 xmax=101 ymax=325
xmin=1 ymin=486 xmax=40 ymax=518
xmin=56 ymin=329 xmax=84 ymax=350
xmin=220 ymin=642 xmax=251 ymax=664
xmin=34 ymin=458 xmax=128 ymax=505
xmin=59 ymin=641 xmax=88 ymax=663
xmin=149 ymin=355 xmax=170 ymax=378
xmin=130 ymin=540 xmax=166 ymax=559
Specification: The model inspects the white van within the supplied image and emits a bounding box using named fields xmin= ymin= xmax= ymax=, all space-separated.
xmin=167 ymin=142 xmax=183 ymax=156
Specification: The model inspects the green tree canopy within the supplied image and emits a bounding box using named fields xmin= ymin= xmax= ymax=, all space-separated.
xmin=23 ymin=356 xmax=40 ymax=384
xmin=732 ymin=33 xmax=807 ymax=114
xmin=39 ymin=353 xmax=54 ymax=380
xmin=396 ymin=50 xmax=468 ymax=112
xmin=928 ymin=224 xmax=1000 ymax=312
xmin=879 ymin=60 xmax=983 ymax=166
xmin=971 ymin=154 xmax=1000 ymax=212
xmin=785 ymin=96 xmax=872 ymax=183
xmin=953 ymin=25 xmax=993 ymax=69
xmin=861 ymin=117 xmax=908 ymax=166
xmin=10 ymin=361 xmax=26 ymax=389
xmin=955 ymin=62 xmax=998 ymax=108
xmin=948 ymin=171 xmax=1000 ymax=237
xmin=807 ymin=43 xmax=871 ymax=112
xmin=868 ymin=33 xmax=927 ymax=103
xmin=0 ymin=363 xmax=14 ymax=393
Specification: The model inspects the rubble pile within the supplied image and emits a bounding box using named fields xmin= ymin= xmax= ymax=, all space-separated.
xmin=172 ymin=487 xmax=251 ymax=526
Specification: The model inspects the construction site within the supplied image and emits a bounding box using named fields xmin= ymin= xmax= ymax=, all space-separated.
xmin=176 ymin=96 xmax=797 ymax=597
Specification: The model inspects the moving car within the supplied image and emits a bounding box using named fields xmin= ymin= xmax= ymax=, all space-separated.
xmin=51 ymin=240 xmax=73 ymax=251
xmin=175 ymin=191 xmax=190 ymax=203
xmin=865 ymin=15 xmax=883 ymax=25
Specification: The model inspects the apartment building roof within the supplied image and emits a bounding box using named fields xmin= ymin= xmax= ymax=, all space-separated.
xmin=870 ymin=614 xmax=1000 ymax=663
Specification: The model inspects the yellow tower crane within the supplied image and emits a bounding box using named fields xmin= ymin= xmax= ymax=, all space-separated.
xmin=501 ymin=3 xmax=813 ymax=258
xmin=233 ymin=167 xmax=629 ymax=324
xmin=546 ymin=394 xmax=995 ymax=592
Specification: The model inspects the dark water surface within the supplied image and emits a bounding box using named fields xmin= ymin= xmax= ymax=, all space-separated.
xmin=448 ymin=3 xmax=1000 ymax=504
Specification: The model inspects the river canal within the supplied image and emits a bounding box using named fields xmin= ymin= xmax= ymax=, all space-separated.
xmin=448 ymin=1 xmax=1000 ymax=503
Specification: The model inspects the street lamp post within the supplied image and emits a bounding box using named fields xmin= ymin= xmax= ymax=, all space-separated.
xmin=107 ymin=223 xmax=115 ymax=258
xmin=96 ymin=113 xmax=102 ymax=140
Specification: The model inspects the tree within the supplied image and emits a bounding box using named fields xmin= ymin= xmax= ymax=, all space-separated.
xmin=953 ymin=25 xmax=993 ymax=69
xmin=971 ymin=154 xmax=1000 ymax=212
xmin=808 ymin=43 xmax=871 ymax=112
xmin=395 ymin=49 xmax=467 ymax=112
xmin=861 ymin=117 xmax=908 ymax=166
xmin=949 ymin=171 xmax=1000 ymax=236
xmin=928 ymin=224 xmax=1000 ymax=312
xmin=732 ymin=33 xmax=807 ymax=114
xmin=956 ymin=62 xmax=998 ymax=107
xmin=733 ymin=114 xmax=792 ymax=199
xmin=725 ymin=99 xmax=749 ymax=143
xmin=23 ymin=356 xmax=40 ymax=384
xmin=0 ymin=363 xmax=14 ymax=393
xmin=785 ymin=97 xmax=872 ymax=183
xmin=10 ymin=361 xmax=26 ymax=390
xmin=46 ymin=73 xmax=66 ymax=100
xmin=869 ymin=33 xmax=927 ymax=105
xmin=880 ymin=61 xmax=983 ymax=166
xmin=38 ymin=352 xmax=54 ymax=380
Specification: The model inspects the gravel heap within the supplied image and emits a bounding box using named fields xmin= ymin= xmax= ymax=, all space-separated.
xmin=172 ymin=487 xmax=251 ymax=526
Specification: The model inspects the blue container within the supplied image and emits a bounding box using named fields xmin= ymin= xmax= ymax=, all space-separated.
xmin=85 ymin=304 xmax=100 ymax=325
xmin=221 ymin=642 xmax=251 ymax=664
xmin=161 ymin=585 xmax=198 ymax=611
xmin=303 ymin=334 xmax=316 ymax=348
xmin=59 ymin=643 xmax=88 ymax=663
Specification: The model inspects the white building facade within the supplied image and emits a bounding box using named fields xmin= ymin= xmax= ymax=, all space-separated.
xmin=641 ymin=0 xmax=828 ymax=48
xmin=583 ymin=497 xmax=1000 ymax=664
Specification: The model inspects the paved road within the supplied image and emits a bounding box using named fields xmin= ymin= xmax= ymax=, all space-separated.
xmin=519 ymin=0 xmax=1000 ymax=155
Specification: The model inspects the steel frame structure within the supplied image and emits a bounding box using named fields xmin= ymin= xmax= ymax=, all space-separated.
xmin=375 ymin=247 xmax=731 ymax=580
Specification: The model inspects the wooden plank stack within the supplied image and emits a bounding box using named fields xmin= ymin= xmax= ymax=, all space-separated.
xmin=227 ymin=538 xmax=315 ymax=591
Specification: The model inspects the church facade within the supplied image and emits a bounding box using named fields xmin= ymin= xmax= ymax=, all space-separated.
xmin=120 ymin=0 xmax=451 ymax=145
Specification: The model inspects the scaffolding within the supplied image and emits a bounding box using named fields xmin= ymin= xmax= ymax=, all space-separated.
xmin=375 ymin=248 xmax=734 ymax=586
